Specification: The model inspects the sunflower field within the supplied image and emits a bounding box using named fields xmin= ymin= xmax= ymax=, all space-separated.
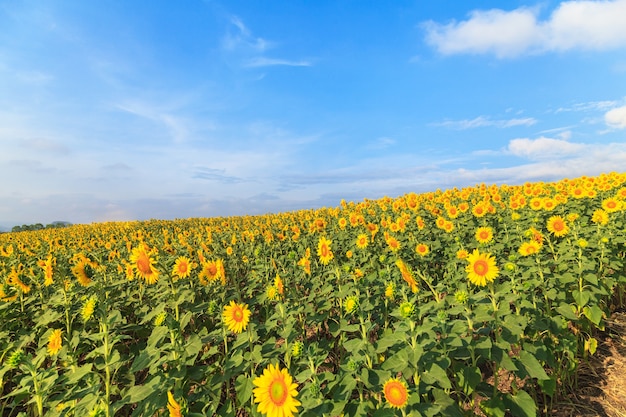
xmin=1 ymin=172 xmax=625 ymax=417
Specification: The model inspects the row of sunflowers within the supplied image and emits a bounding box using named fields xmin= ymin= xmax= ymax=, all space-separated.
xmin=1 ymin=172 xmax=625 ymax=416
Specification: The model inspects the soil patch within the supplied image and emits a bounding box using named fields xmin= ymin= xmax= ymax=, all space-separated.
xmin=549 ymin=311 xmax=626 ymax=417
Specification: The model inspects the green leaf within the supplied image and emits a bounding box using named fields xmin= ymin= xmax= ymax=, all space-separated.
xmin=572 ymin=290 xmax=590 ymax=308
xmin=422 ymin=363 xmax=451 ymax=389
xmin=381 ymin=347 xmax=409 ymax=373
xmin=537 ymin=377 xmax=557 ymax=396
xmin=179 ymin=311 xmax=193 ymax=331
xmin=375 ymin=330 xmax=405 ymax=353
xmin=64 ymin=363 xmax=93 ymax=385
xmin=372 ymin=408 xmax=397 ymax=417
xmin=504 ymin=390 xmax=537 ymax=417
xmin=123 ymin=375 xmax=161 ymax=403
xmin=583 ymin=273 xmax=598 ymax=285
xmin=184 ymin=333 xmax=202 ymax=361
xmin=582 ymin=305 xmax=603 ymax=326
xmin=456 ymin=366 xmax=481 ymax=395
xmin=518 ymin=351 xmax=549 ymax=380
xmin=584 ymin=337 xmax=598 ymax=355
xmin=480 ymin=394 xmax=506 ymax=417
xmin=129 ymin=350 xmax=152 ymax=373
xmin=147 ymin=325 xmax=169 ymax=348
xmin=236 ymin=374 xmax=254 ymax=404
xmin=343 ymin=338 xmax=365 ymax=353
xmin=555 ymin=303 xmax=578 ymax=321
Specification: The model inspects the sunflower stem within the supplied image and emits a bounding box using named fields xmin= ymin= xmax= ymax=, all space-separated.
xmin=26 ymin=361 xmax=44 ymax=417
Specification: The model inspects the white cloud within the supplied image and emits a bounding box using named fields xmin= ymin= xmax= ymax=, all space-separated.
xmin=506 ymin=135 xmax=584 ymax=159
xmin=605 ymin=105 xmax=626 ymax=128
xmin=434 ymin=116 xmax=537 ymax=129
xmin=424 ymin=0 xmax=626 ymax=58
xmin=423 ymin=8 xmax=542 ymax=58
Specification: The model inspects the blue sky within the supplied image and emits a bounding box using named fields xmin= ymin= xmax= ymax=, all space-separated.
xmin=1 ymin=0 xmax=626 ymax=228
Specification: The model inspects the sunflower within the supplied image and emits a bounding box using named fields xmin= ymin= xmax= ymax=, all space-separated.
xmin=456 ymin=249 xmax=469 ymax=260
xmin=253 ymin=363 xmax=300 ymax=417
xmin=355 ymin=234 xmax=369 ymax=249
xmin=385 ymin=282 xmax=395 ymax=299
xmin=399 ymin=301 xmax=415 ymax=319
xmin=475 ymin=227 xmax=493 ymax=244
xmin=222 ymin=301 xmax=251 ymax=334
xmin=199 ymin=260 xmax=224 ymax=285
xmin=317 ymin=236 xmax=334 ymax=265
xmin=172 ymin=256 xmax=194 ymax=280
xmin=396 ymin=259 xmax=418 ymax=293
xmin=542 ymin=198 xmax=557 ymax=211
xmin=274 ymin=274 xmax=284 ymax=296
xmin=529 ymin=197 xmax=543 ymax=211
xmin=527 ymin=227 xmax=544 ymax=244
xmin=367 ymin=222 xmax=379 ymax=237
xmin=385 ymin=236 xmax=401 ymax=252
xmin=81 ymin=296 xmax=97 ymax=321
xmin=71 ymin=260 xmax=93 ymax=287
xmin=465 ymin=249 xmax=499 ymax=287
xmin=602 ymin=197 xmax=621 ymax=213
xmin=344 ymin=295 xmax=359 ymax=314
xmin=47 ymin=329 xmax=63 ymax=356
xmin=471 ymin=204 xmax=487 ymax=218
xmin=383 ymin=378 xmax=409 ymax=409
xmin=518 ymin=240 xmax=541 ymax=257
xmin=266 ymin=285 xmax=279 ymax=301
xmin=129 ymin=244 xmax=159 ymax=284
xmin=167 ymin=391 xmax=183 ymax=417
xmin=591 ymin=209 xmax=609 ymax=226
xmin=297 ymin=256 xmax=311 ymax=275
xmin=546 ymin=216 xmax=568 ymax=237
xmin=415 ymin=243 xmax=429 ymax=257
xmin=0 ymin=244 xmax=13 ymax=257
xmin=38 ymin=254 xmax=55 ymax=286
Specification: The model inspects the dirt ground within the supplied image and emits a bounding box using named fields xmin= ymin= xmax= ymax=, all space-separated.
xmin=549 ymin=311 xmax=626 ymax=417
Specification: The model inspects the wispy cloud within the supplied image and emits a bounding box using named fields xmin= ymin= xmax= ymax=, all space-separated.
xmin=115 ymin=101 xmax=190 ymax=143
xmin=555 ymin=100 xmax=619 ymax=113
xmin=192 ymin=167 xmax=247 ymax=184
xmin=221 ymin=15 xmax=311 ymax=70
xmin=15 ymin=70 xmax=54 ymax=85
xmin=365 ymin=137 xmax=396 ymax=150
xmin=423 ymin=0 xmax=626 ymax=58
xmin=433 ymin=116 xmax=537 ymax=129
xmin=244 ymin=57 xmax=312 ymax=68
xmin=19 ymin=137 xmax=71 ymax=155
xmin=222 ymin=15 xmax=270 ymax=52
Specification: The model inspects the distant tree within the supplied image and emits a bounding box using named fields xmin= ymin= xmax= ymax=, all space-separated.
xmin=9 ymin=221 xmax=72 ymax=233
